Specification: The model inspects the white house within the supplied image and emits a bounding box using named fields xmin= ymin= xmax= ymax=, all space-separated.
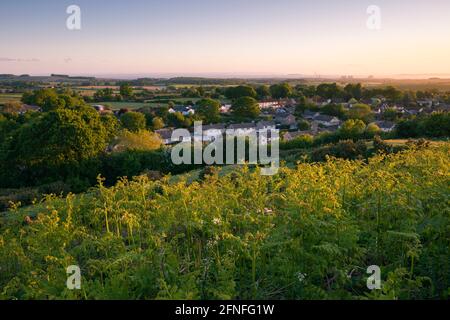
xmin=374 ymin=121 xmax=396 ymax=132
xmin=220 ymin=104 xmax=232 ymax=113
xmin=198 ymin=124 xmax=226 ymax=142
xmin=258 ymin=100 xmax=282 ymax=109
xmin=169 ymin=105 xmax=195 ymax=116
xmin=313 ymin=114 xmax=341 ymax=127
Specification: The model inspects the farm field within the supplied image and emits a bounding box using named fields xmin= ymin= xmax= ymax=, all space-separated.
xmin=0 ymin=94 xmax=22 ymax=105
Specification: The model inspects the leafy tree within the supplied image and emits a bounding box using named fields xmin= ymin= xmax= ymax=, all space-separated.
xmin=167 ymin=112 xmax=191 ymax=128
xmin=346 ymin=104 xmax=373 ymax=123
xmin=94 ymin=88 xmax=115 ymax=102
xmin=224 ymin=85 xmax=257 ymax=100
xmin=256 ymin=85 xmax=270 ymax=99
xmin=365 ymin=123 xmax=381 ymax=137
xmin=297 ymin=119 xmax=311 ymax=131
xmin=231 ymin=97 xmax=260 ymax=119
xmin=344 ymin=83 xmax=362 ymax=100
xmin=382 ymin=107 xmax=400 ymax=121
xmin=322 ymin=103 xmax=346 ymax=118
xmin=121 ymin=112 xmax=147 ymax=132
xmin=315 ymin=83 xmax=344 ymax=100
xmin=22 ymin=88 xmax=66 ymax=111
xmin=3 ymin=106 xmax=116 ymax=169
xmin=195 ymin=98 xmax=221 ymax=124
xmin=338 ymin=119 xmax=366 ymax=139
xmin=151 ymin=117 xmax=165 ymax=130
xmin=120 ymin=84 xmax=134 ymax=98
xmin=270 ymin=83 xmax=292 ymax=99
xmin=396 ymin=118 xmax=420 ymax=138
xmin=111 ymin=130 xmax=162 ymax=152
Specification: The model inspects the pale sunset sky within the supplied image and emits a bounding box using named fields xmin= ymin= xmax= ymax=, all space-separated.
xmin=1 ymin=0 xmax=450 ymax=78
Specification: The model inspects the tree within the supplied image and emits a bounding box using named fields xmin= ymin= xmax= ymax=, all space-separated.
xmin=94 ymin=88 xmax=115 ymax=102
xmin=256 ymin=85 xmax=271 ymax=99
xmin=22 ymin=88 xmax=67 ymax=112
xmin=297 ymin=119 xmax=311 ymax=131
xmin=322 ymin=103 xmax=346 ymax=118
xmin=315 ymin=83 xmax=344 ymax=100
xmin=382 ymin=107 xmax=400 ymax=121
xmin=195 ymin=98 xmax=221 ymax=123
xmin=231 ymin=97 xmax=260 ymax=119
xmin=120 ymin=84 xmax=134 ymax=98
xmin=224 ymin=85 xmax=257 ymax=100
xmin=151 ymin=117 xmax=165 ymax=130
xmin=346 ymin=104 xmax=373 ymax=123
xmin=270 ymin=83 xmax=292 ymax=99
xmin=111 ymin=130 xmax=162 ymax=152
xmin=121 ymin=112 xmax=147 ymax=132
xmin=365 ymin=123 xmax=381 ymax=137
xmin=338 ymin=119 xmax=366 ymax=139
xmin=344 ymin=83 xmax=362 ymax=100
xmin=167 ymin=112 xmax=188 ymax=128
xmin=3 ymin=106 xmax=117 ymax=168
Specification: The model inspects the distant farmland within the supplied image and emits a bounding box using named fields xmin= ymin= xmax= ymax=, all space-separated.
xmin=0 ymin=93 xmax=22 ymax=105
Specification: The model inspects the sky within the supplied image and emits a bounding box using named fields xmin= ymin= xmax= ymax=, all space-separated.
xmin=1 ymin=0 xmax=450 ymax=78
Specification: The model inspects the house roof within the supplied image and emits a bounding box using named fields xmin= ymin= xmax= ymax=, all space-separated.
xmin=375 ymin=121 xmax=396 ymax=129
xmin=314 ymin=114 xmax=337 ymax=122
xmin=303 ymin=110 xmax=319 ymax=118
xmin=171 ymin=105 xmax=193 ymax=112
xmin=256 ymin=121 xmax=276 ymax=129
xmin=202 ymin=124 xmax=226 ymax=131
xmin=228 ymin=123 xmax=256 ymax=130
xmin=155 ymin=128 xmax=174 ymax=139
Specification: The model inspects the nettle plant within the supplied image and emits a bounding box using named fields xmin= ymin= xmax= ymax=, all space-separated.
xmin=0 ymin=144 xmax=449 ymax=300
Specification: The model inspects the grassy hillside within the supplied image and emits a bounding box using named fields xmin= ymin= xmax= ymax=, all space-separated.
xmin=0 ymin=144 xmax=449 ymax=300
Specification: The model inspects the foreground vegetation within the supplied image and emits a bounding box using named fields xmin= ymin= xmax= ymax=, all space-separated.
xmin=0 ymin=143 xmax=449 ymax=300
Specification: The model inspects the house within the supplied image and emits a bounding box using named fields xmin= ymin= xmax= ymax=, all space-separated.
xmin=17 ymin=104 xmax=41 ymax=114
xmin=258 ymin=100 xmax=283 ymax=109
xmin=283 ymin=130 xmax=313 ymax=141
xmin=93 ymin=104 xmax=107 ymax=111
xmin=302 ymin=110 xmax=320 ymax=120
xmin=220 ymin=104 xmax=231 ymax=113
xmin=169 ymin=105 xmax=195 ymax=116
xmin=374 ymin=121 xmax=396 ymax=132
xmin=156 ymin=128 xmax=191 ymax=145
xmin=92 ymin=104 xmax=113 ymax=115
xmin=317 ymin=125 xmax=340 ymax=133
xmin=313 ymin=114 xmax=341 ymax=127
xmin=227 ymin=123 xmax=257 ymax=136
xmin=417 ymin=100 xmax=433 ymax=108
xmin=155 ymin=128 xmax=175 ymax=145
xmin=275 ymin=114 xmax=297 ymax=129
xmin=256 ymin=121 xmax=276 ymax=131
xmin=200 ymin=124 xmax=226 ymax=142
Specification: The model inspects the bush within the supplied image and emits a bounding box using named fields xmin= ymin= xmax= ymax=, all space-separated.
xmin=1 ymin=144 xmax=449 ymax=299
xmin=280 ymin=134 xmax=314 ymax=150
